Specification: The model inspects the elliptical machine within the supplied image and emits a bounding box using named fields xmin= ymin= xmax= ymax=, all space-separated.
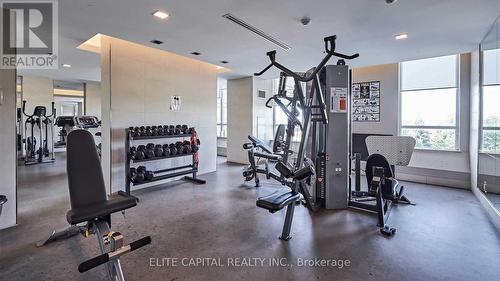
xmin=22 ymin=100 xmax=56 ymax=165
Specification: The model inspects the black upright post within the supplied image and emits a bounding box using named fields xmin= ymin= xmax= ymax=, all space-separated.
xmin=355 ymin=153 xmax=361 ymax=192
xmin=279 ymin=202 xmax=295 ymax=241
xmin=125 ymin=128 xmax=131 ymax=195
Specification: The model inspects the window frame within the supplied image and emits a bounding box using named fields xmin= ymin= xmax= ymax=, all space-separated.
xmin=217 ymin=83 xmax=227 ymax=139
xmin=479 ymin=83 xmax=500 ymax=155
xmin=398 ymin=55 xmax=461 ymax=151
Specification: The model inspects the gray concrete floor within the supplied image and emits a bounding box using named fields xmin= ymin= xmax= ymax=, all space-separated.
xmin=0 ymin=154 xmax=499 ymax=281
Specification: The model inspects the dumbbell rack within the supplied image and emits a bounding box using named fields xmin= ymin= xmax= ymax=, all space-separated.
xmin=125 ymin=128 xmax=206 ymax=195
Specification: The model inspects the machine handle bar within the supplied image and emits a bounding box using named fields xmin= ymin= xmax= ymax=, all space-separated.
xmin=254 ymin=35 xmax=359 ymax=82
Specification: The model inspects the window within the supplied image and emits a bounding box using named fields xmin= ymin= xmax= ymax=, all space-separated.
xmin=399 ymin=55 xmax=459 ymax=150
xmin=481 ymin=49 xmax=500 ymax=153
xmin=217 ymin=78 xmax=227 ymax=138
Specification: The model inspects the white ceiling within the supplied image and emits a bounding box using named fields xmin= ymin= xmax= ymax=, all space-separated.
xmin=20 ymin=0 xmax=500 ymax=82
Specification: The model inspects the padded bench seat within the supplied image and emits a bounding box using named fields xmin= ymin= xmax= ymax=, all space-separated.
xmin=256 ymin=191 xmax=300 ymax=212
xmin=67 ymin=192 xmax=137 ymax=225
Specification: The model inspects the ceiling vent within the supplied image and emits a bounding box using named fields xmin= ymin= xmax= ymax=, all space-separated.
xmin=222 ymin=13 xmax=291 ymax=51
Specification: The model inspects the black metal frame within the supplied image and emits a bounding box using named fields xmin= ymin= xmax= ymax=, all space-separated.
xmin=21 ymin=100 xmax=56 ymax=165
xmin=254 ymin=35 xmax=359 ymax=240
xmin=124 ymin=128 xmax=205 ymax=195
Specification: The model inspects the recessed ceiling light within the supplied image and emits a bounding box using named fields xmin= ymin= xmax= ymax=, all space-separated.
xmin=150 ymin=39 xmax=164 ymax=45
xmin=152 ymin=10 xmax=169 ymax=20
xmin=395 ymin=33 xmax=408 ymax=40
xmin=191 ymin=52 xmax=201 ymax=56
xmin=62 ymin=64 xmax=71 ymax=68
xmin=220 ymin=60 xmax=229 ymax=64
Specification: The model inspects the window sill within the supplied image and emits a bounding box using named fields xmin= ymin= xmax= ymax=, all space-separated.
xmin=413 ymin=148 xmax=462 ymax=153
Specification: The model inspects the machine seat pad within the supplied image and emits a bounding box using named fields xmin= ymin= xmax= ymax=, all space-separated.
xmin=256 ymin=191 xmax=299 ymax=212
xmin=253 ymin=151 xmax=281 ymax=162
xmin=66 ymin=191 xmax=137 ymax=225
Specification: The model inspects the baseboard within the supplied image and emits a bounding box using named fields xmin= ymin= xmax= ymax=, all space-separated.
xmin=217 ymin=147 xmax=227 ymax=157
xmin=472 ymin=185 xmax=500 ymax=231
xmin=395 ymin=166 xmax=471 ymax=189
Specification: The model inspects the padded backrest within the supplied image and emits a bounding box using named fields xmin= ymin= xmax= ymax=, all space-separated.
xmin=66 ymin=130 xmax=107 ymax=210
xmin=366 ymin=153 xmax=393 ymax=187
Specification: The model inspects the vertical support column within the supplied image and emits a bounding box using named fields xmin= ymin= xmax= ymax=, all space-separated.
xmin=324 ymin=65 xmax=349 ymax=209
xmin=100 ymin=35 xmax=112 ymax=195
xmin=0 ymin=67 xmax=17 ymax=229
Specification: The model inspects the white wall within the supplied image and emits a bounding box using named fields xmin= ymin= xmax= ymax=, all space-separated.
xmin=352 ymin=54 xmax=472 ymax=188
xmin=21 ymin=76 xmax=55 ymax=148
xmin=227 ymin=77 xmax=253 ymax=164
xmin=100 ymin=35 xmax=218 ymax=193
xmin=85 ymin=82 xmax=101 ymax=119
xmin=22 ymin=76 xmax=53 ymax=112
xmin=0 ymin=68 xmax=17 ymax=229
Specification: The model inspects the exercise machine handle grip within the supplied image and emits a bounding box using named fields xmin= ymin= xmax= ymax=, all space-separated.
xmin=22 ymin=100 xmax=30 ymax=118
xmin=77 ymin=236 xmax=151 ymax=273
xmin=46 ymin=101 xmax=56 ymax=118
xmin=254 ymin=35 xmax=359 ymax=81
xmin=130 ymin=236 xmax=152 ymax=251
xmin=265 ymin=96 xmax=275 ymax=108
xmin=78 ymin=253 xmax=109 ymax=273
xmin=332 ymin=52 xmax=359 ymax=60
xmin=243 ymin=143 xmax=255 ymax=149
xmin=254 ymin=63 xmax=273 ymax=76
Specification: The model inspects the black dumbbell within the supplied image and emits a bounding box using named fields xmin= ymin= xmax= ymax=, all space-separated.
xmin=191 ymin=144 xmax=199 ymax=153
xmin=144 ymin=170 xmax=154 ymax=181
xmin=175 ymin=141 xmax=183 ymax=151
xmin=129 ymin=167 xmax=137 ymax=181
xmin=132 ymin=167 xmax=146 ymax=183
xmin=154 ymin=144 xmax=163 ymax=157
xmin=169 ymin=143 xmax=178 ymax=155
xmin=145 ymin=143 xmax=155 ymax=159
xmin=136 ymin=145 xmax=146 ymax=160
xmin=187 ymin=127 xmax=195 ymax=134
xmin=157 ymin=126 xmax=164 ymax=136
xmin=162 ymin=144 xmax=170 ymax=156
xmin=151 ymin=126 xmax=158 ymax=136
xmin=181 ymin=125 xmax=188 ymax=134
xmin=175 ymin=125 xmax=182 ymax=135
xmin=182 ymin=141 xmax=192 ymax=153
xmin=129 ymin=146 xmax=137 ymax=160
xmin=137 ymin=166 xmax=147 ymax=173
xmin=145 ymin=127 xmax=153 ymax=136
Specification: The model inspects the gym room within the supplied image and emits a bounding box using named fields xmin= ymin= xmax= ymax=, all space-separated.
xmin=0 ymin=1 xmax=498 ymax=281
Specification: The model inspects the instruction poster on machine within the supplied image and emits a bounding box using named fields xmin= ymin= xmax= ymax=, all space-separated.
xmin=330 ymin=87 xmax=348 ymax=113
xmin=352 ymin=81 xmax=380 ymax=122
